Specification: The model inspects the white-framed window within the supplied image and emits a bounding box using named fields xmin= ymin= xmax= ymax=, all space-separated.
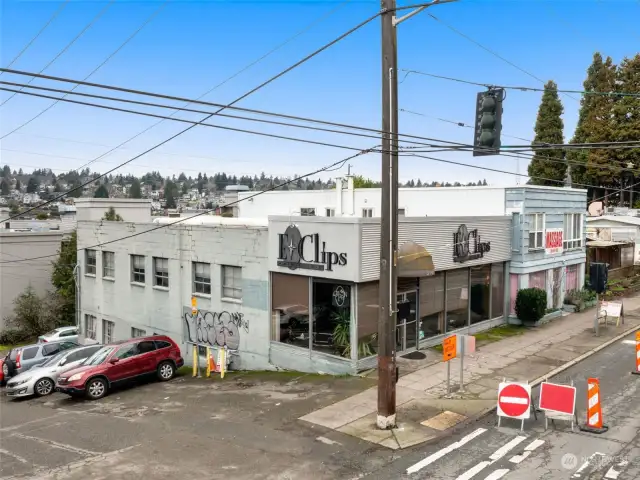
xmin=300 ymin=208 xmax=315 ymax=216
xmin=222 ymin=265 xmax=242 ymax=300
xmin=131 ymin=255 xmax=146 ymax=284
xmin=102 ymin=319 xmax=114 ymax=344
xmin=85 ymin=249 xmax=97 ymax=275
xmin=398 ymin=208 xmax=406 ymax=217
xmin=325 ymin=208 xmax=335 ymax=217
xmin=153 ymin=257 xmax=169 ymax=288
xmin=131 ymin=327 xmax=146 ymax=338
xmin=85 ymin=314 xmax=97 ymax=340
xmin=563 ymin=213 xmax=583 ymax=250
xmin=102 ymin=251 xmax=115 ymax=278
xmin=362 ymin=208 xmax=373 ymax=218
xmin=528 ymin=213 xmax=545 ymax=250
xmin=193 ymin=262 xmax=211 ymax=295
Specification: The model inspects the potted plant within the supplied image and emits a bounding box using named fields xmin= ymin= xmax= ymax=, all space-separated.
xmin=331 ymin=310 xmax=377 ymax=358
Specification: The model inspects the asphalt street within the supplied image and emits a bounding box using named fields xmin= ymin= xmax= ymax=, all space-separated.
xmin=366 ymin=331 xmax=640 ymax=480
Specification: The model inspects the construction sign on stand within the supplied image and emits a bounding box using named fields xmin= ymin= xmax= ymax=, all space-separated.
xmin=497 ymin=382 xmax=531 ymax=420
xmin=539 ymin=381 xmax=577 ymax=430
xmin=443 ymin=335 xmax=457 ymax=362
xmin=633 ymin=331 xmax=640 ymax=376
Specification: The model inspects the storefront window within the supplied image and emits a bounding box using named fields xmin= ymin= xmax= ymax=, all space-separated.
xmin=529 ymin=270 xmax=546 ymax=290
xmin=491 ymin=263 xmax=505 ymax=318
xmin=271 ymin=273 xmax=310 ymax=349
xmin=312 ymin=281 xmax=351 ymax=357
xmin=446 ymin=268 xmax=469 ymax=331
xmin=356 ymin=282 xmax=379 ymax=359
xmin=419 ymin=272 xmax=445 ymax=339
xmin=470 ymin=265 xmax=491 ymax=324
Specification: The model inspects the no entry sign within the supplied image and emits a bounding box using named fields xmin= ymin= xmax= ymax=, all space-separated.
xmin=539 ymin=382 xmax=576 ymax=416
xmin=497 ymin=382 xmax=531 ymax=420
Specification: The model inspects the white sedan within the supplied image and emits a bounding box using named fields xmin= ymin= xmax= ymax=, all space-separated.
xmin=38 ymin=326 xmax=78 ymax=343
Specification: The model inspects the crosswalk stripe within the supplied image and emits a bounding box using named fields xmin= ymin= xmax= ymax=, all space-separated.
xmin=509 ymin=438 xmax=545 ymax=464
xmin=406 ymin=428 xmax=487 ymax=475
xmin=455 ymin=436 xmax=527 ymax=480
xmin=483 ymin=470 xmax=510 ymax=480
xmin=572 ymin=452 xmax=607 ymax=479
xmin=604 ymin=461 xmax=628 ymax=479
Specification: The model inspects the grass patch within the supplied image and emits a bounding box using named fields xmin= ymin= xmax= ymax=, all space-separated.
xmin=0 ymin=341 xmax=31 ymax=354
xmin=176 ymin=366 xmax=333 ymax=382
xmin=430 ymin=324 xmax=525 ymax=353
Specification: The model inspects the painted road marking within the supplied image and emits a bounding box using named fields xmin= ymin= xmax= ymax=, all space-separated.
xmin=406 ymin=428 xmax=487 ymax=475
xmin=571 ymin=452 xmax=606 ymax=478
xmin=483 ymin=470 xmax=510 ymax=480
xmin=12 ymin=433 xmax=99 ymax=456
xmin=0 ymin=448 xmax=29 ymax=464
xmin=621 ymin=340 xmax=636 ymax=345
xmin=604 ymin=461 xmax=629 ymax=479
xmin=455 ymin=436 xmax=527 ymax=480
xmin=509 ymin=438 xmax=545 ymax=464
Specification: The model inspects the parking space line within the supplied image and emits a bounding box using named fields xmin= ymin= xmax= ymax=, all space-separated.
xmin=0 ymin=448 xmax=29 ymax=464
xmin=11 ymin=433 xmax=99 ymax=456
xmin=0 ymin=413 xmax=69 ymax=433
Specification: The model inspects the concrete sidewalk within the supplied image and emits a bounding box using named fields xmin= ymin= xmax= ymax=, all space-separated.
xmin=299 ymin=296 xmax=640 ymax=450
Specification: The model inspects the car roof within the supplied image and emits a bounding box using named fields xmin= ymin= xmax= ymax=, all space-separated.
xmin=17 ymin=338 xmax=79 ymax=351
xmin=106 ymin=335 xmax=172 ymax=347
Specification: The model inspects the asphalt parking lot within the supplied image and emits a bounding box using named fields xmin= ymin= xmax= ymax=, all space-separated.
xmin=0 ymin=371 xmax=390 ymax=480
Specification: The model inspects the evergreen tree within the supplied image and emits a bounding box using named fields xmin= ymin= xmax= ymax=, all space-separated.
xmin=51 ymin=231 xmax=77 ymax=326
xmin=15 ymin=179 xmax=21 ymax=191
xmin=1 ymin=179 xmax=9 ymax=195
xmin=528 ymin=81 xmax=566 ymax=185
xmin=27 ymin=177 xmax=40 ymax=193
xmin=102 ymin=207 xmax=123 ymax=221
xmin=568 ymin=53 xmax=618 ymax=195
xmin=1 ymin=165 xmax=10 ymax=177
xmin=94 ymin=184 xmax=109 ymax=198
xmin=611 ymin=54 xmax=640 ymax=202
xmin=129 ymin=178 xmax=142 ymax=198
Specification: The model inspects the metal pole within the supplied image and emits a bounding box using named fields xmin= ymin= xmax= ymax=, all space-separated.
xmin=459 ymin=337 xmax=465 ymax=393
xmin=377 ymin=0 xmax=399 ymax=430
xmin=446 ymin=360 xmax=451 ymax=394
xmin=595 ymin=293 xmax=600 ymax=337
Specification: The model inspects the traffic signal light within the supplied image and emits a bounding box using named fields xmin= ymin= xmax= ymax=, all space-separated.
xmin=473 ymin=88 xmax=504 ymax=156
xmin=589 ymin=262 xmax=609 ymax=294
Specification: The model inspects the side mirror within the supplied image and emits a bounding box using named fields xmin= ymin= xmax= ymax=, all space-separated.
xmin=59 ymin=358 xmax=67 ymax=366
xmin=109 ymin=357 xmax=119 ymax=364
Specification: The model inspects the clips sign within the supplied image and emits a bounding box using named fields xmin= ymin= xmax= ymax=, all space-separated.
xmin=277 ymin=225 xmax=347 ymax=271
xmin=453 ymin=224 xmax=491 ymax=263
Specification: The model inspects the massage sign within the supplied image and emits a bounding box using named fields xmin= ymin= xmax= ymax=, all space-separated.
xmin=277 ymin=225 xmax=347 ymax=271
xmin=452 ymin=224 xmax=491 ymax=263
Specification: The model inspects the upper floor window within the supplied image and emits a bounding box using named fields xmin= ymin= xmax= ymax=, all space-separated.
xmin=222 ymin=265 xmax=242 ymax=300
xmin=102 ymin=251 xmax=115 ymax=278
xmin=153 ymin=257 xmax=169 ymax=288
xmin=131 ymin=255 xmax=146 ymax=284
xmin=398 ymin=208 xmax=406 ymax=217
xmin=325 ymin=208 xmax=335 ymax=217
xmin=564 ymin=213 xmax=583 ymax=250
xmin=85 ymin=250 xmax=97 ymax=275
xmin=528 ymin=213 xmax=544 ymax=250
xmin=362 ymin=208 xmax=373 ymax=218
xmin=300 ymin=208 xmax=315 ymax=216
xmin=193 ymin=262 xmax=211 ymax=295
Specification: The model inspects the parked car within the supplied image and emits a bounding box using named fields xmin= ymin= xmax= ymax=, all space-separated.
xmin=0 ymin=355 xmax=6 ymax=386
xmin=2 ymin=340 xmax=79 ymax=380
xmin=5 ymin=344 xmax=102 ymax=398
xmin=38 ymin=326 xmax=78 ymax=344
xmin=57 ymin=336 xmax=184 ymax=400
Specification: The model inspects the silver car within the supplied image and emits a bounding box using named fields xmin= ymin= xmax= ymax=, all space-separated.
xmin=6 ymin=344 xmax=102 ymax=398
xmin=38 ymin=326 xmax=79 ymax=344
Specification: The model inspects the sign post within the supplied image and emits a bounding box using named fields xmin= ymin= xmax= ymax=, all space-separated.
xmin=497 ymin=381 xmax=532 ymax=431
xmin=538 ymin=380 xmax=577 ymax=430
xmin=456 ymin=334 xmax=476 ymax=393
xmin=443 ymin=335 xmax=457 ymax=394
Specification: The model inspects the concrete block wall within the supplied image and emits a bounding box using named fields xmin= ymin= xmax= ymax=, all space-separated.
xmin=77 ymin=220 xmax=270 ymax=369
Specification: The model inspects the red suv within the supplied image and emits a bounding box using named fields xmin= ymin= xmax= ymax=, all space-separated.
xmin=56 ymin=335 xmax=184 ymax=400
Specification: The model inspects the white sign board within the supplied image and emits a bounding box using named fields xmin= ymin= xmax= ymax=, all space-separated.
xmin=456 ymin=334 xmax=476 ymax=355
xmin=545 ymin=228 xmax=563 ymax=255
xmin=600 ymin=301 xmax=622 ymax=318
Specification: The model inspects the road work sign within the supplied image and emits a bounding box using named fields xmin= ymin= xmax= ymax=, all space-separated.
xmin=539 ymin=382 xmax=576 ymax=416
xmin=443 ymin=335 xmax=457 ymax=362
xmin=497 ymin=382 xmax=531 ymax=420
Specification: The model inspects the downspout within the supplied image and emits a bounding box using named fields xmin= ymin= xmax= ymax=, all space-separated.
xmin=73 ymin=264 xmax=82 ymax=342
xmin=336 ymin=177 xmax=343 ymax=217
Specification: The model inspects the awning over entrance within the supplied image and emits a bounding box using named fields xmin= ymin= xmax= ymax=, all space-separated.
xmin=397 ymin=241 xmax=435 ymax=277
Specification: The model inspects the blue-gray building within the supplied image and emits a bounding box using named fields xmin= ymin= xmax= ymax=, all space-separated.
xmin=506 ymin=186 xmax=587 ymax=316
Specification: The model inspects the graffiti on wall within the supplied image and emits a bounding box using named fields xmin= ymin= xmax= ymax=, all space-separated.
xmin=183 ymin=309 xmax=249 ymax=350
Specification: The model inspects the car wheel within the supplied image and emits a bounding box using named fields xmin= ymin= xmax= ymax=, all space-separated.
xmin=157 ymin=361 xmax=175 ymax=381
xmin=85 ymin=378 xmax=107 ymax=400
xmin=34 ymin=378 xmax=54 ymax=397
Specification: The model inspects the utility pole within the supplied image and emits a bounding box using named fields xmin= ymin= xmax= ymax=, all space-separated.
xmin=377 ymin=0 xmax=399 ymax=430
xmin=377 ymin=0 xmax=457 ymax=430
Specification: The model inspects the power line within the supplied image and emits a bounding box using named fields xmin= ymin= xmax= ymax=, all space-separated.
xmin=0 ymin=1 xmax=116 ymax=108
xmin=0 ymin=67 xmax=470 ymax=148
xmin=0 ymin=0 xmax=169 ymax=140
xmin=427 ymin=13 xmax=581 ymax=103
xmin=1 ymin=80 xmax=441 ymax=149
xmin=0 ymin=148 xmax=378 ymax=265
xmin=1 ymin=0 xmax=71 ymax=71
xmin=68 ymin=0 xmax=356 ymax=174
xmin=0 ymin=8 xmax=381 ymax=224
xmin=399 ymin=68 xmax=640 ymax=98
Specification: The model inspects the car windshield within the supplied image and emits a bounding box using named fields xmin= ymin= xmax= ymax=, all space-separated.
xmin=82 ymin=347 xmax=115 ymax=366
xmin=40 ymin=351 xmax=67 ymax=367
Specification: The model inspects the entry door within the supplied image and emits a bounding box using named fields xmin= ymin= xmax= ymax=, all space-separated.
xmin=396 ymin=291 xmax=418 ymax=352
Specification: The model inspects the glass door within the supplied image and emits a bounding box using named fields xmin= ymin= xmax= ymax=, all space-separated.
xmin=396 ymin=291 xmax=418 ymax=352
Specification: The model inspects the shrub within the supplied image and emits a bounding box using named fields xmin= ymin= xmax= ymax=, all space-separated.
xmin=515 ymin=288 xmax=547 ymax=323
xmin=0 ymin=328 xmax=30 ymax=346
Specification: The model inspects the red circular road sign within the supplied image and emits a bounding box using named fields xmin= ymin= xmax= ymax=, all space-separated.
xmin=498 ymin=384 xmax=530 ymax=418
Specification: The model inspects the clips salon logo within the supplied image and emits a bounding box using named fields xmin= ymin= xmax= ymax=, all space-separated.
xmin=453 ymin=224 xmax=490 ymax=263
xmin=277 ymin=225 xmax=347 ymax=271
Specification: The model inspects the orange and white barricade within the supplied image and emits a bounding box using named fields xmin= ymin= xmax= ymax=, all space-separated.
xmin=579 ymin=377 xmax=608 ymax=433
xmin=633 ymin=331 xmax=640 ymax=376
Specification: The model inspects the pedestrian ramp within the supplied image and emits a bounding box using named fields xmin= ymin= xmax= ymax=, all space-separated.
xmin=403 ymin=427 xmax=636 ymax=480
